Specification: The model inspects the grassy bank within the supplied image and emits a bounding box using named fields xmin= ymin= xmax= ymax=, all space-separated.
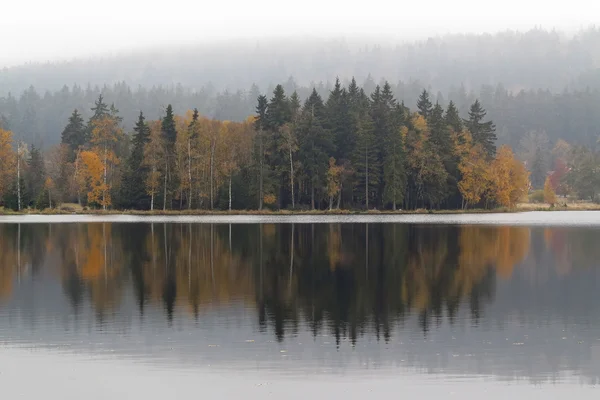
xmin=2 ymin=202 xmax=599 ymax=216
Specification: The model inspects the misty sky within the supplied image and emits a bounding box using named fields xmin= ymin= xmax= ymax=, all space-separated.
xmin=2 ymin=0 xmax=598 ymax=67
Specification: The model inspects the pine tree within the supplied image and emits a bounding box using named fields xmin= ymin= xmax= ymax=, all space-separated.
xmin=87 ymin=95 xmax=110 ymax=143
xmin=464 ymin=100 xmax=497 ymax=157
xmin=61 ymin=109 xmax=86 ymax=162
xmin=161 ymin=104 xmax=178 ymax=209
xmin=121 ymin=111 xmax=151 ymax=209
xmin=26 ymin=144 xmax=45 ymax=208
xmin=352 ymin=113 xmax=378 ymax=209
xmin=382 ymin=104 xmax=406 ymax=210
xmin=444 ymin=100 xmax=463 ymax=133
xmin=254 ymin=95 xmax=269 ymax=210
xmin=531 ymin=147 xmax=545 ymax=189
xmin=297 ymin=89 xmax=334 ymax=209
xmin=417 ymin=90 xmax=433 ymax=119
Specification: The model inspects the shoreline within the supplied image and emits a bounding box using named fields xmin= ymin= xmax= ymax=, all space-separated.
xmin=1 ymin=204 xmax=600 ymax=217
xmin=2 ymin=209 xmax=600 ymax=226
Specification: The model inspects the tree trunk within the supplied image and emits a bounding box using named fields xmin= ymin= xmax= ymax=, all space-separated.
xmin=329 ymin=195 xmax=333 ymax=211
xmin=229 ymin=174 xmax=232 ymax=211
xmin=311 ymin=183 xmax=315 ymax=210
xmin=163 ymin=161 xmax=168 ymax=211
xmin=210 ymin=139 xmax=215 ymax=210
xmin=150 ymin=192 xmax=154 ymax=211
xmin=289 ymin=145 xmax=295 ymax=209
xmin=259 ymin=131 xmax=264 ymax=210
xmin=48 ymin=188 xmax=52 ymax=209
xmin=336 ymin=182 xmax=342 ymax=209
xmin=365 ymin=145 xmax=369 ymax=210
xmin=188 ymin=137 xmax=192 ymax=209
xmin=17 ymin=143 xmax=21 ymax=211
xmin=103 ymin=145 xmax=108 ymax=210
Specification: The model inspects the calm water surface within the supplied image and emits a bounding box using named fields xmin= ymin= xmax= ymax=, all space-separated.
xmin=1 ymin=212 xmax=600 ymax=398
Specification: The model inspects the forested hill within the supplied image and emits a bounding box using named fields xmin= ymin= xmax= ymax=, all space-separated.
xmin=2 ymin=28 xmax=600 ymax=96
xmin=1 ymin=80 xmax=599 ymax=152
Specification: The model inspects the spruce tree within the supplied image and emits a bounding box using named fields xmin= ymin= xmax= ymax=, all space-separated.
xmin=297 ymin=89 xmax=334 ymax=209
xmin=382 ymin=104 xmax=406 ymax=210
xmin=161 ymin=104 xmax=178 ymax=209
xmin=464 ymin=100 xmax=497 ymax=157
xmin=531 ymin=147 xmax=545 ymax=189
xmin=254 ymin=95 xmax=269 ymax=210
xmin=429 ymin=103 xmax=451 ymax=152
xmin=326 ymin=78 xmax=352 ymax=161
xmin=417 ymin=90 xmax=433 ymax=119
xmin=27 ymin=145 xmax=45 ymax=207
xmin=121 ymin=111 xmax=151 ymax=208
xmin=444 ymin=100 xmax=463 ymax=133
xmin=60 ymin=109 xmax=86 ymax=162
xmin=86 ymin=95 xmax=110 ymax=143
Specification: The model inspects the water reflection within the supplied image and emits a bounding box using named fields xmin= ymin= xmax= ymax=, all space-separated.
xmin=1 ymin=222 xmax=600 ymax=384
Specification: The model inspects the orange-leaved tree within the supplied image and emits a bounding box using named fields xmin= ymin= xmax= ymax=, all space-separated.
xmin=0 ymin=128 xmax=16 ymax=204
xmin=78 ymin=150 xmax=107 ymax=207
xmin=456 ymin=130 xmax=490 ymax=209
xmin=491 ymin=145 xmax=530 ymax=208
xmin=90 ymin=115 xmax=123 ymax=209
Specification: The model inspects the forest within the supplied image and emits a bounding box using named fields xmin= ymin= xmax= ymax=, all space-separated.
xmin=0 ymin=79 xmax=540 ymax=211
xmin=2 ymin=27 xmax=600 ymax=211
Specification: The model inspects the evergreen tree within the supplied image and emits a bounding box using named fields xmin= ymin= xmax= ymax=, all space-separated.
xmin=26 ymin=145 xmax=45 ymax=207
xmin=417 ymin=90 xmax=433 ymax=119
xmin=60 ymin=109 xmax=86 ymax=162
xmin=352 ymin=113 xmax=378 ymax=209
xmin=289 ymin=91 xmax=301 ymax=122
xmin=444 ymin=100 xmax=463 ymax=133
xmin=86 ymin=95 xmax=110 ymax=142
xmin=531 ymin=147 xmax=545 ymax=189
xmin=254 ymin=95 xmax=269 ymax=210
xmin=326 ymin=78 xmax=352 ymax=161
xmin=265 ymin=84 xmax=290 ymax=130
xmin=382 ymin=104 xmax=406 ymax=210
xmin=161 ymin=104 xmax=178 ymax=209
xmin=297 ymin=89 xmax=334 ymax=209
xmin=121 ymin=111 xmax=151 ymax=208
xmin=464 ymin=100 xmax=497 ymax=157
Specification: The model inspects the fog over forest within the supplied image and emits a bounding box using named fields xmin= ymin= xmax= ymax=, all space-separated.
xmin=1 ymin=28 xmax=600 ymax=149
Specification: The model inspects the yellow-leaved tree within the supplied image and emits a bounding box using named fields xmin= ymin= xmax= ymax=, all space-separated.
xmin=456 ymin=130 xmax=491 ymax=209
xmin=544 ymin=176 xmax=557 ymax=206
xmin=326 ymin=157 xmax=343 ymax=210
xmin=0 ymin=129 xmax=15 ymax=204
xmin=90 ymin=115 xmax=123 ymax=209
xmin=491 ymin=145 xmax=530 ymax=208
xmin=143 ymin=121 xmax=165 ymax=211
xmin=78 ymin=151 xmax=107 ymax=207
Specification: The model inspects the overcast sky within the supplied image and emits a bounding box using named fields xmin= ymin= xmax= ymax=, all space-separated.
xmin=2 ymin=0 xmax=598 ymax=67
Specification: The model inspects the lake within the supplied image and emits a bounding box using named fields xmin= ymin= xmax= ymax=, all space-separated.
xmin=1 ymin=212 xmax=600 ymax=398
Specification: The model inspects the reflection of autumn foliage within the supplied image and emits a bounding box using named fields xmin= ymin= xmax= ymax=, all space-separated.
xmin=0 ymin=222 xmax=534 ymax=339
xmin=0 ymin=228 xmax=17 ymax=299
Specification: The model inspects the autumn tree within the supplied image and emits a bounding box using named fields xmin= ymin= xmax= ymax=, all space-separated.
xmin=0 ymin=129 xmax=15 ymax=205
xmin=544 ymin=176 xmax=557 ymax=206
xmin=490 ymin=145 xmax=530 ymax=208
xmin=90 ymin=114 xmax=123 ymax=209
xmin=457 ymin=131 xmax=490 ymax=209
xmin=143 ymin=121 xmax=165 ymax=211
xmin=78 ymin=151 xmax=107 ymax=207
xmin=326 ymin=157 xmax=343 ymax=210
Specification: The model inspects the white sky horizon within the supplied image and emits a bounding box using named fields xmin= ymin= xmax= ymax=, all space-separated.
xmin=2 ymin=0 xmax=599 ymax=67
